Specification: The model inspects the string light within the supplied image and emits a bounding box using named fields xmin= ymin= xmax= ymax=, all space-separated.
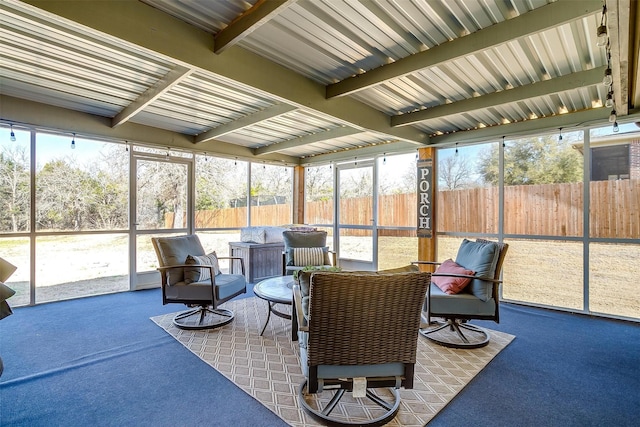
xmin=603 ymin=64 xmax=613 ymax=86
xmin=10 ymin=124 xmax=16 ymax=142
xmin=596 ymin=4 xmax=608 ymax=47
xmin=71 ymin=133 xmax=76 ymax=149
xmin=558 ymin=128 xmax=563 ymax=141
xmin=605 ymin=91 xmax=614 ymax=108
xmin=383 ymin=153 xmax=386 ymax=165
xmin=597 ymin=4 xmax=618 ymax=134
xmin=455 ymin=142 xmax=458 ymax=155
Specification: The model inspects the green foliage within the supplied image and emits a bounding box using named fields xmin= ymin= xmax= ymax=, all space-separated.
xmin=477 ymin=134 xmax=583 ymax=186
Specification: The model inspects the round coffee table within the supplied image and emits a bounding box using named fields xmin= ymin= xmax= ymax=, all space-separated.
xmin=253 ymin=275 xmax=295 ymax=336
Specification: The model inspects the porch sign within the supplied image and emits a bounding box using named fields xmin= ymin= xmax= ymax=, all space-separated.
xmin=417 ymin=159 xmax=433 ymax=238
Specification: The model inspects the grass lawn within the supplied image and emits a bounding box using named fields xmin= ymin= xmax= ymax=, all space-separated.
xmin=2 ymin=234 xmax=638 ymax=320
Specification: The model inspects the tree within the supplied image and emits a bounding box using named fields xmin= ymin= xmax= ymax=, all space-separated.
xmin=477 ymin=134 xmax=583 ymax=185
xmin=305 ymin=166 xmax=333 ymax=202
xmin=0 ymin=145 xmax=30 ymax=232
xmin=439 ymin=154 xmax=474 ymax=189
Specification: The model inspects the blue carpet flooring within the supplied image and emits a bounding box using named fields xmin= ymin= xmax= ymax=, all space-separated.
xmin=0 ymin=286 xmax=638 ymax=426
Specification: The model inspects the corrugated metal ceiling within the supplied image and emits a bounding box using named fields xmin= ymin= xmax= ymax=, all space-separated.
xmin=1 ymin=0 xmax=634 ymax=164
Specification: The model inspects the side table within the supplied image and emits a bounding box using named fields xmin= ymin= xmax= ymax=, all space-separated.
xmin=253 ymin=276 xmax=296 ymax=339
xmin=229 ymin=241 xmax=284 ymax=283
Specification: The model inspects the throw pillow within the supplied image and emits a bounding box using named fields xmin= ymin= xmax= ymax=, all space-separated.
xmin=286 ymin=246 xmax=329 ymax=266
xmin=432 ymin=259 xmax=475 ymax=295
xmin=184 ymin=252 xmax=220 ymax=284
xmin=292 ymin=247 xmax=325 ymax=267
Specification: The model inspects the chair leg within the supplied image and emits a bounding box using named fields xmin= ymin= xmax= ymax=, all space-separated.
xmin=420 ymin=318 xmax=490 ymax=349
xmin=298 ymin=381 xmax=401 ymax=426
xmin=172 ymin=305 xmax=234 ymax=330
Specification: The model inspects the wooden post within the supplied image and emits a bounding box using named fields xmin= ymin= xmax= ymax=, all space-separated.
xmin=292 ymin=165 xmax=305 ymax=224
xmin=417 ymin=147 xmax=437 ymax=270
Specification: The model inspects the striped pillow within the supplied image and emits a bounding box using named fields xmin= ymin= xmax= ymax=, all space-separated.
xmin=184 ymin=252 xmax=220 ymax=284
xmin=292 ymin=247 xmax=325 ymax=267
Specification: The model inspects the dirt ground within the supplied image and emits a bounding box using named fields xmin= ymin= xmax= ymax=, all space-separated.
xmin=2 ymin=234 xmax=638 ymax=320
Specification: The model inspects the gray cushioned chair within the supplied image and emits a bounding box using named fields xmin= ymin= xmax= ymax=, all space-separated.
xmin=414 ymin=238 xmax=509 ymax=348
xmin=282 ymin=230 xmax=336 ymax=276
xmin=152 ymin=235 xmax=246 ymax=330
xmin=292 ymin=268 xmax=430 ymax=425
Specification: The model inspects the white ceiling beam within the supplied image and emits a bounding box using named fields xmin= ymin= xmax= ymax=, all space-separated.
xmin=392 ymin=67 xmax=607 ymax=127
xmin=326 ymin=0 xmax=602 ymax=98
xmin=254 ymin=126 xmax=363 ymax=155
xmin=195 ymin=103 xmax=297 ymax=143
xmin=112 ymin=65 xmax=193 ymax=127
xmin=214 ymin=0 xmax=298 ymax=54
xmin=24 ymin=0 xmax=427 ymax=146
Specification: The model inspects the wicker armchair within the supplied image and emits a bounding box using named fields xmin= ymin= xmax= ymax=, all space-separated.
xmin=293 ymin=269 xmax=430 ymax=426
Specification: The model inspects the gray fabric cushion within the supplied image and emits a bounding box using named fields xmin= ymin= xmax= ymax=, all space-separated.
xmin=210 ymin=273 xmax=246 ymax=301
xmin=154 ymin=235 xmax=205 ymax=285
xmin=184 ymin=252 xmax=220 ymax=284
xmin=283 ymin=230 xmax=327 ymax=248
xmin=455 ymin=239 xmax=500 ymax=302
xmin=429 ymin=283 xmax=496 ymax=316
xmin=163 ymin=273 xmax=245 ymax=302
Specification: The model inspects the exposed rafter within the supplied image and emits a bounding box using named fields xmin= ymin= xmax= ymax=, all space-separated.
xmin=606 ymin=0 xmax=630 ymax=115
xmin=253 ymin=126 xmax=363 ymax=155
xmin=214 ymin=0 xmax=297 ymax=54
xmin=195 ymin=104 xmax=297 ymax=143
xmin=112 ymin=65 xmax=193 ymax=127
xmin=1 ymin=94 xmax=297 ymax=164
xmin=326 ymin=0 xmax=602 ymax=98
xmin=430 ymin=107 xmax=611 ymax=146
xmin=24 ymin=0 xmax=427 ymax=146
xmin=300 ymin=141 xmax=419 ymax=166
xmin=392 ymin=67 xmax=607 ymax=127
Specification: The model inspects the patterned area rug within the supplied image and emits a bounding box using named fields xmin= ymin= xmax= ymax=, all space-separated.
xmin=151 ymin=297 xmax=514 ymax=426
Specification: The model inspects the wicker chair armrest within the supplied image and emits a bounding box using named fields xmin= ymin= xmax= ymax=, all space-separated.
xmin=292 ymin=284 xmax=308 ymax=332
xmin=412 ymin=261 xmax=442 ymax=266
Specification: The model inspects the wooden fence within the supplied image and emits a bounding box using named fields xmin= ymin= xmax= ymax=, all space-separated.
xmin=168 ymin=179 xmax=639 ymax=238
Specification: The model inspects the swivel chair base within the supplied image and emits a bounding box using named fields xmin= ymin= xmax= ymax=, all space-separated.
xmin=421 ymin=319 xmax=490 ymax=349
xmin=173 ymin=305 xmax=234 ymax=330
xmin=298 ymin=381 xmax=401 ymax=426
